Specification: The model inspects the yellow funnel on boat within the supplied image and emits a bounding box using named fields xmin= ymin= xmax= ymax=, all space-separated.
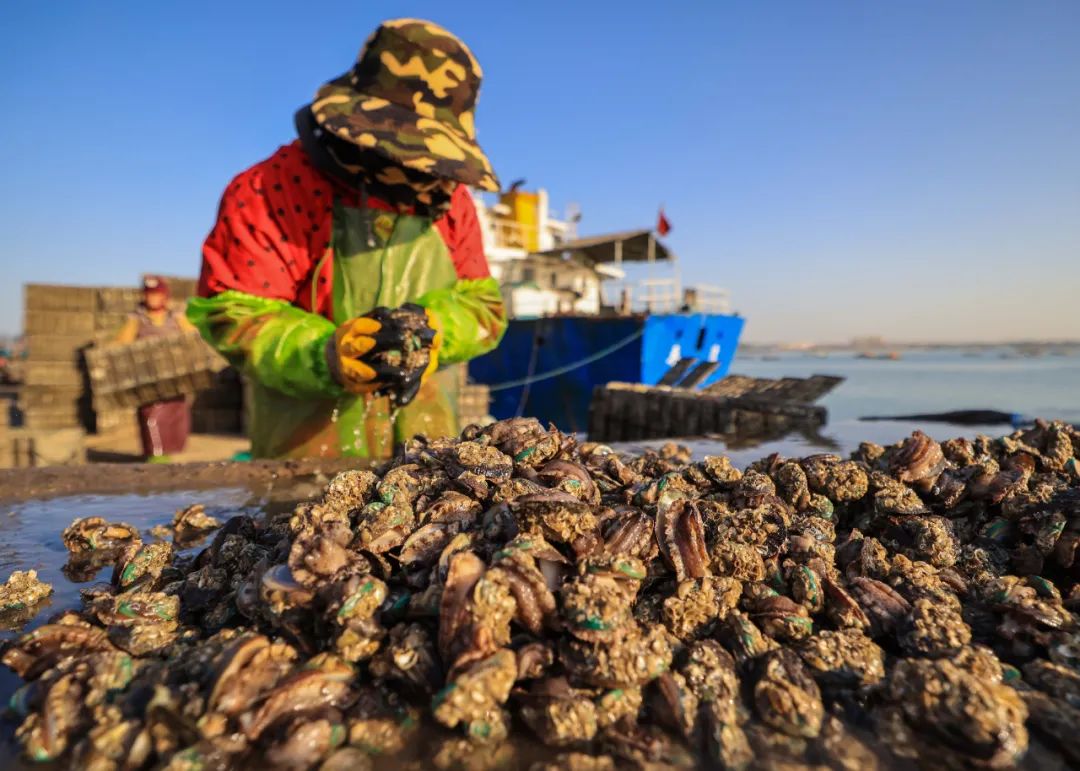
xmin=499 ymin=190 xmax=539 ymax=251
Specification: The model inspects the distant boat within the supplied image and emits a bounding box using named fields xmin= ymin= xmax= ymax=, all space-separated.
xmin=468 ymin=185 xmax=744 ymax=431
xmin=855 ymin=351 xmax=901 ymax=361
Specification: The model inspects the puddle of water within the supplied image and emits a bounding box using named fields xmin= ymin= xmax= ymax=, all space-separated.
xmin=0 ymin=489 xmax=256 ymax=634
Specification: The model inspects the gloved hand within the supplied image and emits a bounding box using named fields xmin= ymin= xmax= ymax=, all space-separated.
xmin=423 ymin=307 xmax=443 ymax=380
xmin=327 ymin=305 xmax=439 ymax=403
xmin=326 ymin=308 xmax=406 ymax=394
xmin=393 ymin=307 xmax=443 ymax=405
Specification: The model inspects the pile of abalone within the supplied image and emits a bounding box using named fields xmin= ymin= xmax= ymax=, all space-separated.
xmin=3 ymin=418 xmax=1080 ymax=770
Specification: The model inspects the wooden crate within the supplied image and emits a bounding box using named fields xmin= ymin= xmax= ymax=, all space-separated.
xmin=85 ymin=331 xmax=228 ymax=410
xmin=24 ymin=284 xmax=98 ymax=312
xmin=703 ymin=374 xmax=843 ymax=402
xmin=0 ymin=432 xmax=33 ymax=468
xmin=24 ymin=310 xmax=97 ymax=337
xmin=24 ymin=335 xmax=92 ymax=363
xmin=97 ymin=287 xmax=142 ymax=314
xmin=38 ymin=427 xmax=86 ymax=465
xmin=22 ymin=407 xmax=85 ymax=431
xmin=21 ymin=380 xmax=93 ymax=431
xmin=451 ymin=364 xmax=492 ymax=427
xmin=22 ymin=361 xmax=85 ymax=388
xmin=94 ymin=407 xmax=134 ymax=433
xmin=94 ymin=312 xmax=131 ymax=334
xmin=0 ymin=427 xmax=85 ymax=468
xmin=20 ymin=385 xmax=83 ymax=409
xmin=458 ymin=384 xmax=491 ymax=427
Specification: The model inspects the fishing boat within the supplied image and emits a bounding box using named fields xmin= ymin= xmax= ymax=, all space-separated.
xmin=467 ymin=186 xmax=744 ymax=432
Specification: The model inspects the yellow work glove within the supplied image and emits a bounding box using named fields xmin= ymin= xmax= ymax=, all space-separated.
xmin=326 ymin=312 xmax=399 ymax=394
xmin=327 ymin=305 xmax=440 ymax=402
xmin=421 ymin=308 xmax=443 ymax=383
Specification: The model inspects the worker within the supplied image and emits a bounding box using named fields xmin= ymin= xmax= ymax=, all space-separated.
xmin=114 ymin=276 xmax=197 ymax=461
xmin=189 ymin=19 xmax=506 ymax=459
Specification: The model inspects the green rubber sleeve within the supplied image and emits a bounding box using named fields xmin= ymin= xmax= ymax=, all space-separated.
xmin=417 ymin=277 xmax=508 ymax=364
xmin=187 ymin=290 xmax=345 ymax=400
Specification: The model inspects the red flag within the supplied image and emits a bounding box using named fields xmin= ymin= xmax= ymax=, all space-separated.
xmin=656 ymin=208 xmax=672 ymax=236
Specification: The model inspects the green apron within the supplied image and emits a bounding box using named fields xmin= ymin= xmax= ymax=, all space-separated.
xmin=246 ymin=201 xmax=461 ymax=459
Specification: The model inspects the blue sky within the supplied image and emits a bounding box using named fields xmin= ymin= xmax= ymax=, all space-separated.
xmin=1 ymin=1 xmax=1077 ymax=342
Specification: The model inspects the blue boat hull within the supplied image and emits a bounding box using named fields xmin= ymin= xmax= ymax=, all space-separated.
xmin=468 ymin=314 xmax=745 ymax=432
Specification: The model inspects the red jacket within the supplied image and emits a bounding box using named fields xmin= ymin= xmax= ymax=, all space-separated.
xmin=199 ymin=141 xmax=490 ymax=318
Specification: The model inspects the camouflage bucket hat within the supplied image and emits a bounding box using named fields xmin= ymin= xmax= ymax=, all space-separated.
xmin=312 ymin=18 xmax=499 ymax=192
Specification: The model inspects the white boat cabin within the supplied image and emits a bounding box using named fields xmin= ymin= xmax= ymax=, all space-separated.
xmin=471 ymin=187 xmax=731 ymax=319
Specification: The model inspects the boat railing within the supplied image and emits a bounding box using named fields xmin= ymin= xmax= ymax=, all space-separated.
xmin=683 ymin=284 xmax=732 ymax=314
xmin=601 ymin=279 xmax=733 ymax=315
xmin=599 ymin=278 xmax=679 ymax=313
xmin=636 ymin=278 xmax=682 ymax=313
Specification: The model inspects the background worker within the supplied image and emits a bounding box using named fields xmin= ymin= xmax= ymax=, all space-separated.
xmin=189 ymin=19 xmax=506 ymax=459
xmin=113 ymin=276 xmax=196 ymax=461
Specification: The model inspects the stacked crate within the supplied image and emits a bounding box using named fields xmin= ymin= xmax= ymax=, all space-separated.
xmin=0 ymin=427 xmax=86 ymax=468
xmin=95 ymin=286 xmax=142 ymax=340
xmin=21 ymin=280 xmax=244 ymax=438
xmin=21 ymin=285 xmax=98 ymax=430
xmin=0 ymin=428 xmax=34 ymax=468
xmin=94 ymin=286 xmax=144 ymax=431
xmin=1 ymin=395 xmax=16 ymax=468
xmin=455 ymin=365 xmax=493 ymax=427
